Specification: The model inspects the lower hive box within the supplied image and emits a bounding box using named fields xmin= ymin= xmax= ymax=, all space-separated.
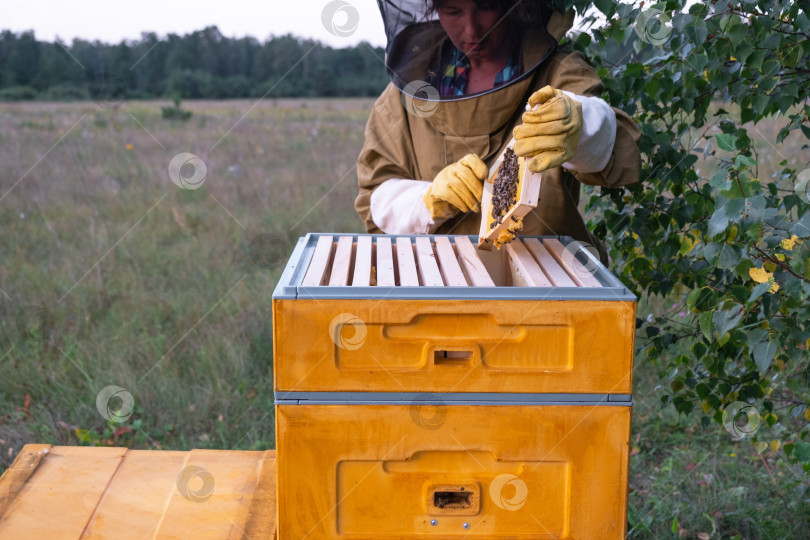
xmin=275 ymin=403 xmax=630 ymax=538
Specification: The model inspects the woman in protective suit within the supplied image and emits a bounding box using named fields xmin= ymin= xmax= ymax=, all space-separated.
xmin=355 ymin=0 xmax=640 ymax=262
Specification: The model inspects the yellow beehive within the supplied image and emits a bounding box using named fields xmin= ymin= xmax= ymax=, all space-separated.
xmin=273 ymin=234 xmax=636 ymax=539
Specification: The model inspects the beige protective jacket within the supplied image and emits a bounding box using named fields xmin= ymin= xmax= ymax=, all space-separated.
xmin=355 ymin=22 xmax=640 ymax=261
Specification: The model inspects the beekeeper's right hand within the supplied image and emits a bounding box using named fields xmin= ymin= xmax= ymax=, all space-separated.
xmin=422 ymin=154 xmax=488 ymax=220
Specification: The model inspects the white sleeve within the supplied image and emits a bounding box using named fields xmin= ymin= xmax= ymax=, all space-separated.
xmin=560 ymin=91 xmax=616 ymax=173
xmin=370 ymin=178 xmax=443 ymax=234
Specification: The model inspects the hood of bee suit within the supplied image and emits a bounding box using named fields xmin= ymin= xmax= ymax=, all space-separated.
xmin=379 ymin=1 xmax=575 ymax=136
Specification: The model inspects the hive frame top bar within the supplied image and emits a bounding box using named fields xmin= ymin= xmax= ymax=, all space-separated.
xmin=272 ymin=233 xmax=636 ymax=301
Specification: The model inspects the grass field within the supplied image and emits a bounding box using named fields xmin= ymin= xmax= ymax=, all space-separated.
xmin=1 ymin=99 xmax=807 ymax=538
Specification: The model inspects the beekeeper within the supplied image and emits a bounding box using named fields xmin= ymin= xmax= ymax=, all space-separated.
xmin=355 ymin=0 xmax=640 ymax=261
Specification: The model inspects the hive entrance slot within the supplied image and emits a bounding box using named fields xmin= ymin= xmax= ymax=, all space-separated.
xmin=433 ymin=350 xmax=472 ymax=365
xmin=434 ymin=490 xmax=472 ymax=509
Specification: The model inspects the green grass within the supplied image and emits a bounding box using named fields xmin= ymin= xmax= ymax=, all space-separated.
xmin=629 ymin=357 xmax=809 ymax=538
xmin=1 ymin=99 xmax=808 ymax=537
xmin=0 ymin=98 xmax=368 ymax=460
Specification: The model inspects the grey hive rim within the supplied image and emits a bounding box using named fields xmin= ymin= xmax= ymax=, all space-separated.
xmin=272 ymin=233 xmax=637 ymax=301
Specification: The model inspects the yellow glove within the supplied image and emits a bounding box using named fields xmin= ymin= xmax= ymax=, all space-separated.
xmin=513 ymin=86 xmax=583 ymax=173
xmin=423 ymin=154 xmax=488 ymax=220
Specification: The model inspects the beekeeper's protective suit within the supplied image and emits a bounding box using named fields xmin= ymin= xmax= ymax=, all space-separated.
xmin=355 ymin=1 xmax=640 ymax=261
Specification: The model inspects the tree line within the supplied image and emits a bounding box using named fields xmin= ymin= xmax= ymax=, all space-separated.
xmin=0 ymin=26 xmax=390 ymax=101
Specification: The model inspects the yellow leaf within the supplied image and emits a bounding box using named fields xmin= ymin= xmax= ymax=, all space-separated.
xmin=730 ymin=55 xmax=737 ymax=61
xmin=769 ymin=281 xmax=780 ymax=293
xmin=775 ymin=358 xmax=785 ymax=370
xmin=764 ymin=261 xmax=778 ymax=272
xmin=781 ymin=235 xmax=800 ymax=251
xmin=702 ymin=401 xmax=712 ymax=413
xmin=680 ymin=236 xmax=695 ymax=255
xmin=756 ymin=441 xmax=768 ymax=454
xmin=804 ymin=408 xmax=810 ymax=421
xmin=728 ymin=225 xmax=738 ymax=239
xmin=775 ymin=253 xmax=785 ymax=261
xmin=749 ymin=267 xmax=772 ymax=283
xmin=770 ymin=440 xmax=781 ymax=452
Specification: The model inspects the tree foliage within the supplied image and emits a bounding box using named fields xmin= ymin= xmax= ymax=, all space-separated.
xmin=0 ymin=27 xmax=388 ymax=101
xmin=565 ymin=0 xmax=810 ymax=470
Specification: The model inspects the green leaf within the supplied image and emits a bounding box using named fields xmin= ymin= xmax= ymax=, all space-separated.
xmin=747 ymin=49 xmax=766 ymax=72
xmin=713 ymin=305 xmax=745 ymax=336
xmin=794 ymin=442 xmax=810 ymax=463
xmin=753 ymin=340 xmax=777 ymax=375
xmin=699 ymin=311 xmax=714 ymax=340
xmin=734 ymin=155 xmax=756 ymax=169
xmin=710 ymin=170 xmax=731 ymax=189
xmin=790 ymin=212 xmax=810 ymax=237
xmin=717 ymin=244 xmax=741 ymax=269
xmin=687 ymin=53 xmax=707 ymax=73
xmin=748 ymin=328 xmax=768 ymax=345
xmin=592 ymin=0 xmax=614 ymax=17
xmin=703 ymin=242 xmax=722 ymax=261
xmin=708 ymin=197 xmax=744 ymax=236
xmin=687 ymin=287 xmax=714 ymax=311
xmin=750 ymin=93 xmax=769 ymax=115
xmin=715 ymin=133 xmax=737 ymax=151
xmin=748 ymin=282 xmax=772 ymax=303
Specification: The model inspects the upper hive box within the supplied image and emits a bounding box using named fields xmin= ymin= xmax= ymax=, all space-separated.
xmin=272 ymin=234 xmax=636 ymax=396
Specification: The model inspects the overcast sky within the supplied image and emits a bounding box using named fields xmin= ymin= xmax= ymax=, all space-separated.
xmin=0 ymin=0 xmax=388 ymax=47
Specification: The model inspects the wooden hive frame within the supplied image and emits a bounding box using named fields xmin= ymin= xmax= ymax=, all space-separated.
xmin=478 ymin=143 xmax=542 ymax=251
